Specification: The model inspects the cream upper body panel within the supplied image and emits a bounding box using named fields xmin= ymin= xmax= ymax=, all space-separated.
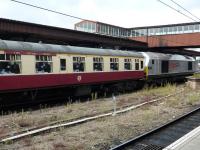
xmin=0 ymin=40 xmax=145 ymax=75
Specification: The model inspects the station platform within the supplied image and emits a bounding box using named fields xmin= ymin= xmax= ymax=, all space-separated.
xmin=164 ymin=125 xmax=200 ymax=150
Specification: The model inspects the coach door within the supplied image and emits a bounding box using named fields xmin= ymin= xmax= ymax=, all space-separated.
xmin=151 ymin=59 xmax=157 ymax=75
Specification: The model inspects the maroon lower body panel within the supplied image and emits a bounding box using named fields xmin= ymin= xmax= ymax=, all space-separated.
xmin=0 ymin=71 xmax=144 ymax=91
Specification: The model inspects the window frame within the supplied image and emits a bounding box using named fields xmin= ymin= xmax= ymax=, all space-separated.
xmin=93 ymin=57 xmax=104 ymax=72
xmin=0 ymin=53 xmax=22 ymax=74
xmin=135 ymin=59 xmax=140 ymax=70
xmin=73 ymin=56 xmax=85 ymax=72
xmin=35 ymin=55 xmax=53 ymax=73
xmin=110 ymin=57 xmax=119 ymax=71
xmin=124 ymin=58 xmax=132 ymax=70
xmin=60 ymin=58 xmax=66 ymax=71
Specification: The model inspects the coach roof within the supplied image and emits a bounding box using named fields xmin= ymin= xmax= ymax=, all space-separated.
xmin=0 ymin=40 xmax=143 ymax=58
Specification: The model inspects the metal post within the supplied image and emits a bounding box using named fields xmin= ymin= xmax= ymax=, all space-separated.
xmin=112 ymin=93 xmax=116 ymax=116
xmin=146 ymin=28 xmax=149 ymax=47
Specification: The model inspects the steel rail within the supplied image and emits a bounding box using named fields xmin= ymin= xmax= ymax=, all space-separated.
xmin=110 ymin=105 xmax=200 ymax=150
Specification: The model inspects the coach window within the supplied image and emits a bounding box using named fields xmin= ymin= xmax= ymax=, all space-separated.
xmin=93 ymin=57 xmax=103 ymax=71
xmin=140 ymin=60 xmax=144 ymax=69
xmin=35 ymin=55 xmax=52 ymax=73
xmin=60 ymin=59 xmax=66 ymax=71
xmin=0 ymin=54 xmax=21 ymax=74
xmin=110 ymin=58 xmax=119 ymax=71
xmin=124 ymin=58 xmax=131 ymax=70
xmin=135 ymin=59 xmax=140 ymax=70
xmin=161 ymin=61 xmax=169 ymax=73
xmin=73 ymin=57 xmax=85 ymax=72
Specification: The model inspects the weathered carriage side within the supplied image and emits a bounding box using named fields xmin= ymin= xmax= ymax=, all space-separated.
xmin=0 ymin=40 xmax=145 ymax=106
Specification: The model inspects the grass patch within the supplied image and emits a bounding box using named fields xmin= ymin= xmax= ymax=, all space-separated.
xmin=192 ymin=73 xmax=200 ymax=78
xmin=166 ymin=97 xmax=181 ymax=107
xmin=141 ymin=83 xmax=177 ymax=98
xmin=186 ymin=94 xmax=200 ymax=105
xmin=17 ymin=118 xmax=32 ymax=127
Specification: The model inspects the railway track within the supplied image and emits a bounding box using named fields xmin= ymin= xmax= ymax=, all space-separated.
xmin=111 ymin=106 xmax=200 ymax=150
xmin=0 ymin=90 xmax=184 ymax=144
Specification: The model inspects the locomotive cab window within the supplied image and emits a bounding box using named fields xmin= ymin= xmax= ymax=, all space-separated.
xmin=35 ymin=55 xmax=52 ymax=73
xmin=60 ymin=59 xmax=66 ymax=71
xmin=161 ymin=60 xmax=169 ymax=73
xmin=73 ymin=57 xmax=85 ymax=72
xmin=110 ymin=58 xmax=119 ymax=71
xmin=93 ymin=57 xmax=103 ymax=71
xmin=188 ymin=61 xmax=193 ymax=70
xmin=124 ymin=58 xmax=132 ymax=70
xmin=135 ymin=59 xmax=140 ymax=70
xmin=0 ymin=54 xmax=21 ymax=74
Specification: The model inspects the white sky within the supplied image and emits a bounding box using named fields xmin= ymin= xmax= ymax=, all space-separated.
xmin=0 ymin=0 xmax=200 ymax=30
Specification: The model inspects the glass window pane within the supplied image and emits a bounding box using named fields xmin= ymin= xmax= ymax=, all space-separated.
xmin=0 ymin=54 xmax=5 ymax=60
xmin=184 ymin=26 xmax=188 ymax=31
xmin=6 ymin=54 xmax=10 ymax=60
xmin=194 ymin=24 xmax=199 ymax=30
xmin=178 ymin=26 xmax=183 ymax=32
xmin=189 ymin=25 xmax=193 ymax=31
xmin=60 ymin=59 xmax=66 ymax=71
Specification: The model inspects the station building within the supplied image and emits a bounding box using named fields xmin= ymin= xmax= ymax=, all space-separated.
xmin=74 ymin=20 xmax=130 ymax=38
xmin=75 ymin=20 xmax=200 ymax=38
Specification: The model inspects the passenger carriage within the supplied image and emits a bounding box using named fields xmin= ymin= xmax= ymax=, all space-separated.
xmin=0 ymin=40 xmax=145 ymax=95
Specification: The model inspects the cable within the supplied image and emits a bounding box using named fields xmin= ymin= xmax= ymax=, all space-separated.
xmin=157 ymin=0 xmax=198 ymax=22
xmin=153 ymin=0 xmax=200 ymax=48
xmin=10 ymin=0 xmax=86 ymax=21
xmin=9 ymin=0 xmax=199 ymax=53
xmin=170 ymin=0 xmax=200 ymax=21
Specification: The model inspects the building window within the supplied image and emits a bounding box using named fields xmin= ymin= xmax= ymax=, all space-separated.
xmin=154 ymin=28 xmax=159 ymax=35
xmin=159 ymin=28 xmax=164 ymax=35
xmin=0 ymin=54 xmax=21 ymax=74
xmin=184 ymin=25 xmax=189 ymax=33
xmin=178 ymin=26 xmax=183 ymax=33
xmin=168 ymin=27 xmax=173 ymax=34
xmin=35 ymin=55 xmax=52 ymax=73
xmin=173 ymin=26 xmax=177 ymax=34
xmin=93 ymin=57 xmax=103 ymax=71
xmin=60 ymin=59 xmax=66 ymax=71
xmin=73 ymin=56 xmax=85 ymax=72
xmin=152 ymin=59 xmax=155 ymax=64
xmin=194 ymin=24 xmax=199 ymax=31
xmin=149 ymin=28 xmax=154 ymax=35
xmin=110 ymin=58 xmax=119 ymax=71
xmin=189 ymin=25 xmax=194 ymax=32
xmin=135 ymin=59 xmax=140 ymax=70
xmin=124 ymin=58 xmax=132 ymax=70
xmin=164 ymin=27 xmax=168 ymax=34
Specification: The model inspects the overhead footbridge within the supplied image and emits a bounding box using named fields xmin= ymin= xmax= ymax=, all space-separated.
xmin=130 ymin=22 xmax=200 ymax=48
